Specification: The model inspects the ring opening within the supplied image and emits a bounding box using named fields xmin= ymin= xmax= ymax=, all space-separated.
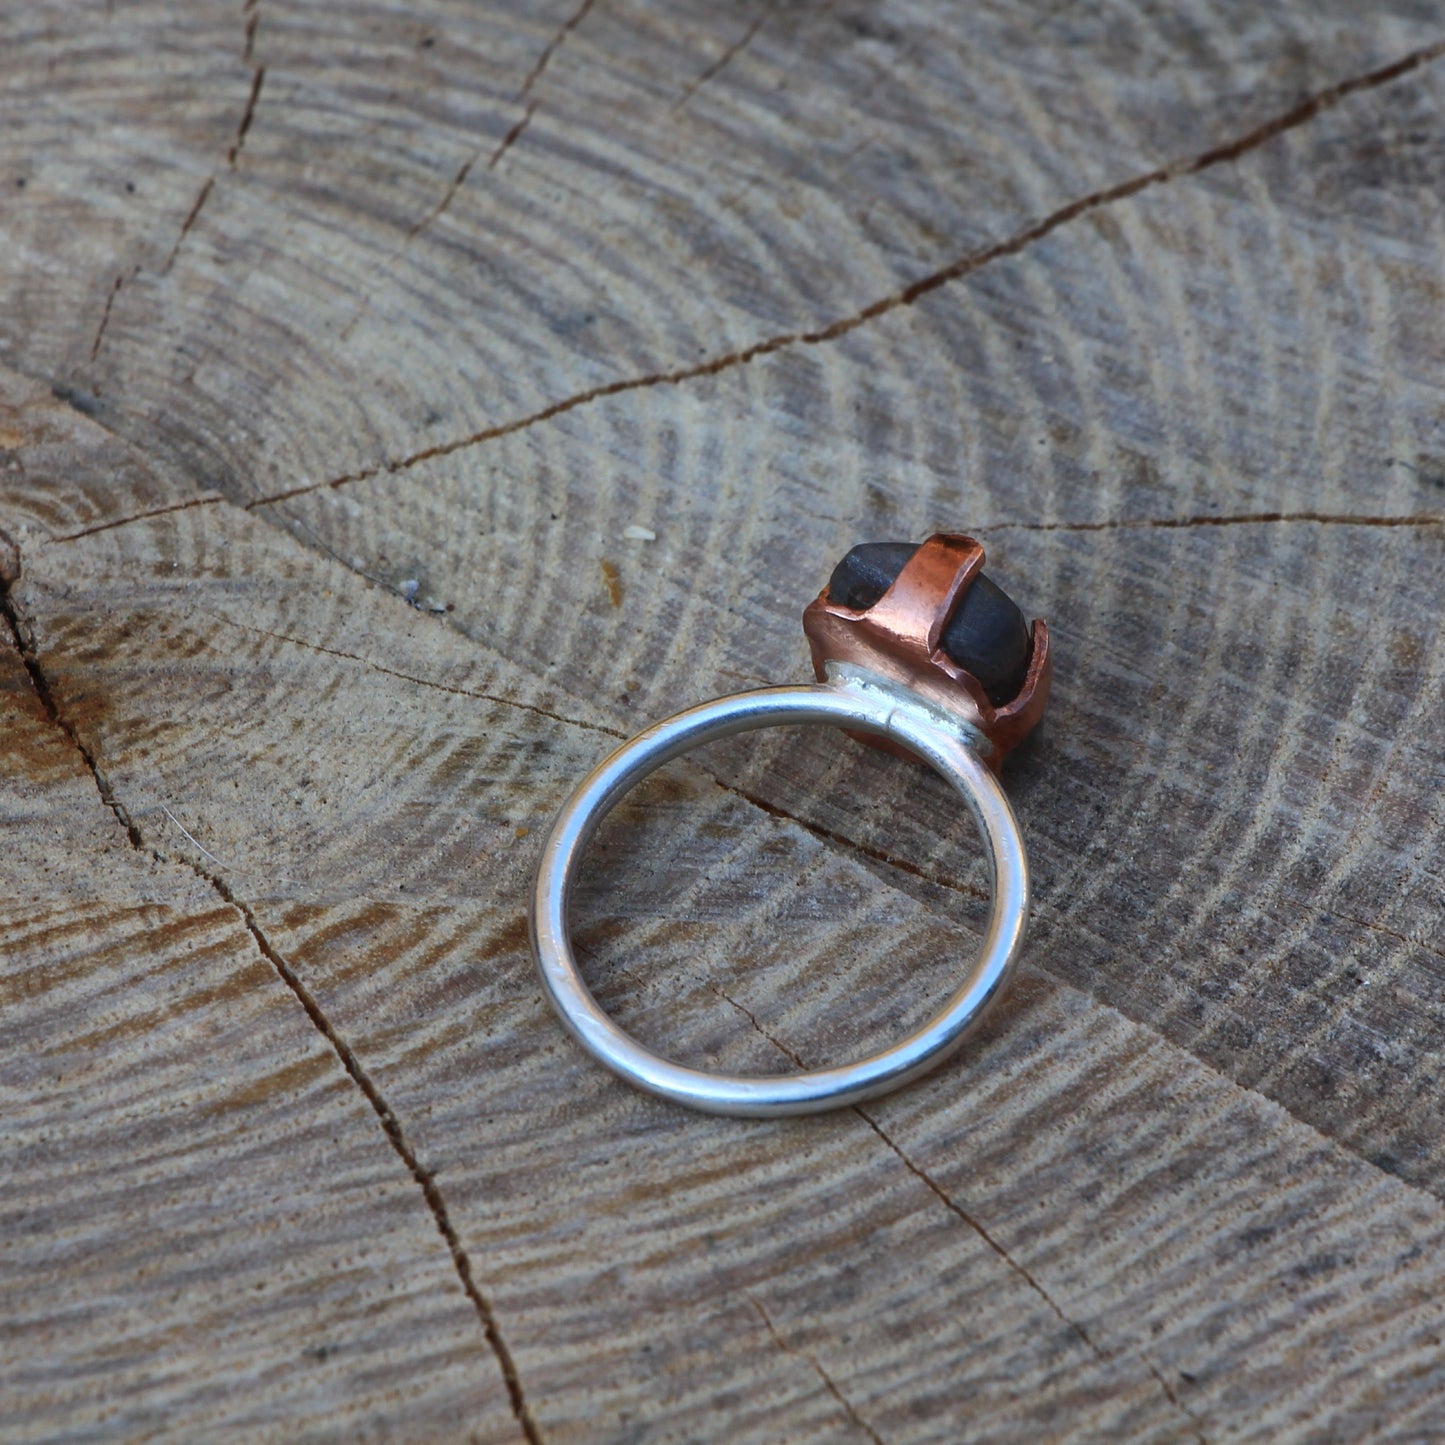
xmin=569 ymin=724 xmax=994 ymax=1078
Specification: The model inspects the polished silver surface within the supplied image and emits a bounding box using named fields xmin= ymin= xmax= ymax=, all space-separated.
xmin=528 ymin=670 xmax=1030 ymax=1117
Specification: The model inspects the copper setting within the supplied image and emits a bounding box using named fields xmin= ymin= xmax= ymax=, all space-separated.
xmin=802 ymin=533 xmax=1051 ymax=769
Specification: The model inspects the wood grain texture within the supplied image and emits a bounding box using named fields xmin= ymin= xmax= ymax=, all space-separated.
xmin=3 ymin=1 xmax=1445 ymax=1440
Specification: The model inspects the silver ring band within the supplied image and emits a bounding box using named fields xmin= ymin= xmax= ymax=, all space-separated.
xmin=528 ymin=675 xmax=1030 ymax=1117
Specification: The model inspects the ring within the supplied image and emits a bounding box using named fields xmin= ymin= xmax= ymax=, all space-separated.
xmin=529 ymin=534 xmax=1053 ymax=1117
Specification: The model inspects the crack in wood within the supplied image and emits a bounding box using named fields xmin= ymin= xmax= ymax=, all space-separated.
xmin=0 ymin=551 xmax=545 ymax=1445
xmin=701 ymin=789 xmax=1445 ymax=1217
xmin=227 ymin=65 xmax=266 ymax=167
xmin=191 ymin=607 xmax=625 ymax=741
xmin=1136 ymin=1350 xmax=1212 ymax=1444
xmin=390 ymin=0 xmax=589 ymax=247
xmin=1328 ymin=908 xmax=1445 ymax=971
xmin=164 ymin=23 xmax=267 ymax=273
xmin=348 ymin=0 xmax=572 ymax=325
xmin=409 ymin=150 xmax=482 ymax=241
xmin=52 ymin=494 xmax=227 ymax=542
xmin=89 ymin=272 xmax=129 ymax=364
xmin=241 ymin=34 xmax=1445 ymax=509
xmin=1 ymin=559 xmax=146 ymax=851
xmin=518 ymin=0 xmax=597 ymax=100
xmin=983 ymin=511 xmax=1445 ymax=534
xmin=193 ymin=869 xmax=546 ymax=1445
xmin=712 ymin=777 xmax=989 ymax=902
xmin=674 ymin=12 xmax=766 ymax=114
xmin=164 ymin=176 xmax=215 ymax=273
xmin=377 ymin=100 xmax=537 ymax=315
xmin=489 ymin=101 xmax=539 ymax=171
xmin=745 ymin=1291 xmax=887 ymax=1445
xmin=709 ymin=982 xmax=1209 ymax=1444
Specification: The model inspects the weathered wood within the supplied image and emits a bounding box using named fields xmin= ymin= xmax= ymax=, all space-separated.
xmin=4 ymin=1 xmax=1445 ymax=1439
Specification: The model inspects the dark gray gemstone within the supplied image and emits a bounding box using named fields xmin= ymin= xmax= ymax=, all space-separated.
xmin=825 ymin=541 xmax=1032 ymax=706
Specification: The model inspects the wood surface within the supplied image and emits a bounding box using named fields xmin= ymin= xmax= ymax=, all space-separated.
xmin=3 ymin=1 xmax=1445 ymax=1440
